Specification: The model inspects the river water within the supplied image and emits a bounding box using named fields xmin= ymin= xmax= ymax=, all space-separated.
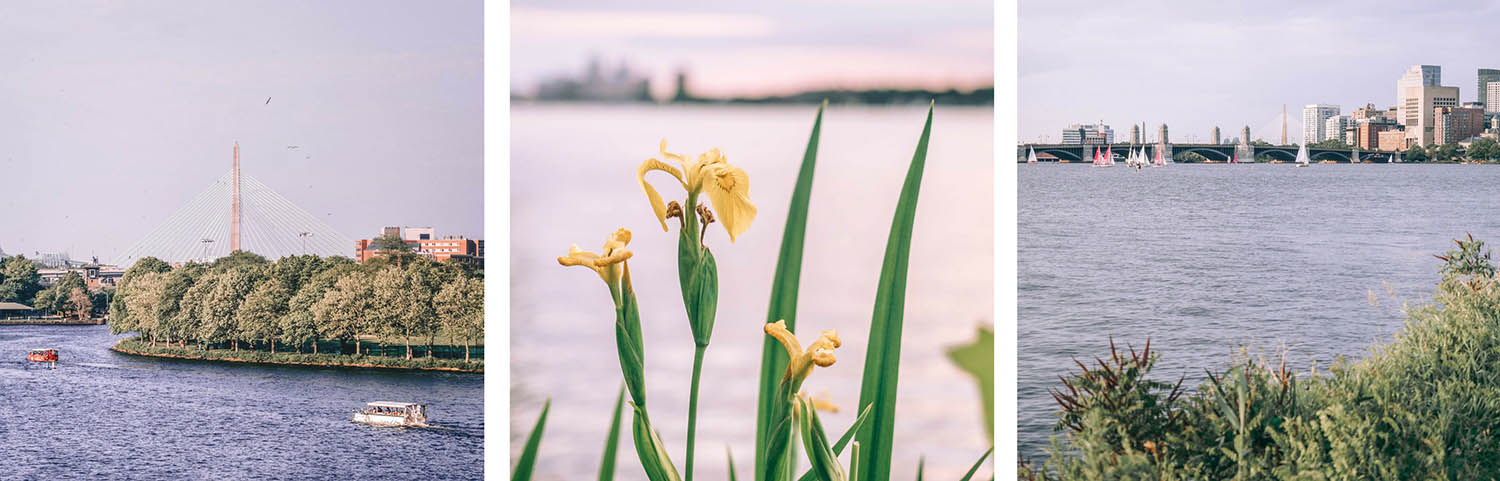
xmin=511 ymin=104 xmax=994 ymax=480
xmin=1 ymin=324 xmax=483 ymax=479
xmin=1018 ymin=163 xmax=1500 ymax=460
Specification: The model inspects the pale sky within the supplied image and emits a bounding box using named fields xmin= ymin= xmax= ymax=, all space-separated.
xmin=510 ymin=0 xmax=994 ymax=99
xmin=0 ymin=1 xmax=482 ymax=263
xmin=1020 ymin=0 xmax=1500 ymax=145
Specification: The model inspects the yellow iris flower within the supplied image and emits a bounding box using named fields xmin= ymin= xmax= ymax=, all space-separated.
xmin=637 ymin=140 xmax=757 ymax=242
xmin=557 ymin=228 xmax=634 ymax=285
xmin=765 ymin=320 xmax=841 ymax=385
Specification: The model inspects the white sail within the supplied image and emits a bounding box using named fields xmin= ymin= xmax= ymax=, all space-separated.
xmin=1295 ymin=143 xmax=1310 ymax=165
xmin=1027 ymin=146 xmax=1037 ymax=164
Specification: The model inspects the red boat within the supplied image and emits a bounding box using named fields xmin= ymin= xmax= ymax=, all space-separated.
xmin=27 ymin=348 xmax=59 ymax=363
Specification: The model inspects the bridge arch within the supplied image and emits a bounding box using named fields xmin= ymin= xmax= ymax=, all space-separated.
xmin=1310 ymin=150 xmax=1350 ymax=162
xmin=1256 ymin=149 xmax=1297 ymax=161
xmin=1175 ymin=147 xmax=1233 ymax=161
xmin=1035 ymin=148 xmax=1083 ymax=162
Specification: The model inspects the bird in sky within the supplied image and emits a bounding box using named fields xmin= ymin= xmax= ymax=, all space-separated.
xmin=265 ymin=97 xmax=271 ymax=105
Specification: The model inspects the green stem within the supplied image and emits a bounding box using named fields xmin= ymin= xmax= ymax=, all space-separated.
xmin=685 ymin=343 xmax=707 ymax=481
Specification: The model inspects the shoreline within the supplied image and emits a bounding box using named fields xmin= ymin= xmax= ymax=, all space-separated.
xmin=1 ymin=319 xmax=105 ymax=326
xmin=109 ymin=339 xmax=483 ymax=374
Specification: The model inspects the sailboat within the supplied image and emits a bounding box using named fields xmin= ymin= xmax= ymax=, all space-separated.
xmin=1295 ymin=143 xmax=1310 ymax=167
xmin=1105 ymin=146 xmax=1115 ymax=167
xmin=1094 ymin=145 xmax=1113 ymax=167
xmin=1027 ymin=146 xmax=1038 ymax=165
xmin=1151 ymin=147 xmax=1163 ymax=167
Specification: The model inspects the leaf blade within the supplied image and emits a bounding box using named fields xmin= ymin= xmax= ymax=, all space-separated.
xmin=512 ymin=398 xmax=551 ymax=481
xmin=598 ymin=386 xmax=626 ymax=481
xmin=853 ymin=104 xmax=933 ymax=481
xmin=755 ymin=102 xmax=826 ymax=479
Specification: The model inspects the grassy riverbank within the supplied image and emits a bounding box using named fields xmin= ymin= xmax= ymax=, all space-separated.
xmin=1022 ymin=236 xmax=1500 ymax=480
xmin=1 ymin=317 xmax=105 ymax=326
xmin=111 ymin=337 xmax=483 ymax=373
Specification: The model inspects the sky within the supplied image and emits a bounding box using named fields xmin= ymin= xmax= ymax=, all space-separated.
xmin=1019 ymin=0 xmax=1500 ymax=145
xmin=0 ymin=1 xmax=482 ymax=264
xmin=510 ymin=0 xmax=994 ymax=99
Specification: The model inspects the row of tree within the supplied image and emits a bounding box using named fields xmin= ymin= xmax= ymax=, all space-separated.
xmin=0 ymin=255 xmax=108 ymax=319
xmin=110 ymin=251 xmax=484 ymax=361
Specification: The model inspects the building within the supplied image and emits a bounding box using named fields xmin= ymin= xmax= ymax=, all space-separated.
xmin=1377 ymin=128 xmax=1408 ymax=151
xmin=1303 ymin=104 xmax=1339 ymax=144
xmin=1323 ymin=115 xmax=1351 ymax=143
xmin=1060 ymin=123 xmax=1114 ymax=145
xmin=1211 ymin=126 xmax=1220 ymax=144
xmin=1434 ymin=106 xmax=1485 ymax=145
xmin=1396 ymin=65 xmax=1441 ymax=126
xmin=1351 ymin=103 xmax=1388 ymax=123
xmin=1404 ymin=85 xmax=1460 ymax=146
xmin=354 ymin=226 xmax=482 ymax=266
xmin=1353 ymin=119 xmax=1399 ymax=150
xmin=1487 ymin=82 xmax=1500 ymax=114
xmin=1129 ymin=125 xmax=1140 ymax=144
xmin=38 ymin=263 xmax=125 ymax=290
xmin=1478 ymin=69 xmax=1500 ymax=109
xmin=535 ymin=57 xmax=653 ymax=103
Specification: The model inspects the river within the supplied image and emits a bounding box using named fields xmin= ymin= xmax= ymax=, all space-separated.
xmin=511 ymin=104 xmax=994 ymax=480
xmin=1 ymin=324 xmax=483 ymax=479
xmin=1018 ymin=162 xmax=1500 ymax=460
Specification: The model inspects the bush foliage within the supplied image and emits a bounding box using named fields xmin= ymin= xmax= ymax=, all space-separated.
xmin=1024 ymin=236 xmax=1500 ymax=480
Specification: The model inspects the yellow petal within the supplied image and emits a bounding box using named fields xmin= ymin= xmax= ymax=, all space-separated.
xmin=701 ymin=163 xmax=757 ymax=242
xmin=659 ymin=139 xmax=690 ymax=170
xmin=764 ymin=320 xmax=802 ymax=360
xmin=558 ymin=244 xmax=606 ymax=281
xmin=637 ymin=159 xmax=686 ymax=232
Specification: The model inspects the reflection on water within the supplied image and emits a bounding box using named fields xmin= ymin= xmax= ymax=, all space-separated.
xmin=511 ymin=104 xmax=994 ymax=480
xmin=2 ymin=325 xmax=483 ymax=479
xmin=1018 ymin=163 xmax=1500 ymax=460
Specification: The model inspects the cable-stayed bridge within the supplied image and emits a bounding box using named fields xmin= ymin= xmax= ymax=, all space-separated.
xmin=114 ymin=143 xmax=353 ymax=266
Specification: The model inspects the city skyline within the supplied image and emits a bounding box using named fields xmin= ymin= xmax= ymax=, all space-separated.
xmin=1020 ymin=0 xmax=1500 ymax=144
xmin=0 ymin=1 xmax=483 ymax=263
xmin=510 ymin=0 xmax=993 ymax=100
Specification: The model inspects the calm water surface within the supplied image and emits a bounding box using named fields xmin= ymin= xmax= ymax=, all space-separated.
xmin=1 ymin=325 xmax=483 ymax=479
xmin=1018 ymin=163 xmax=1500 ymax=459
xmin=512 ymin=104 xmax=994 ymax=480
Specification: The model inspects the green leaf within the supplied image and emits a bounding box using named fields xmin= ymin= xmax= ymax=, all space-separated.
xmin=598 ymin=386 xmax=626 ymax=481
xmin=631 ymin=405 xmax=683 ymax=481
xmin=797 ymin=397 xmax=847 ymax=481
xmin=512 ymin=398 xmax=551 ymax=481
xmin=946 ymin=326 xmax=994 ymax=441
xmin=915 ymin=457 xmax=923 ymax=481
xmin=615 ymin=269 xmax=647 ymax=407
xmin=853 ymin=103 xmax=933 ymax=481
xmin=728 ymin=446 xmax=740 ymax=481
xmin=796 ymin=404 xmax=873 ymax=481
xmin=756 ymin=101 xmax=826 ymax=480
xmin=686 ymin=248 xmax=719 ymax=346
xmin=958 ymin=447 xmax=992 ymax=481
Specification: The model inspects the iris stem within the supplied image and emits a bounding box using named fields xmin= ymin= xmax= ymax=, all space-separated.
xmin=685 ymin=343 xmax=707 ymax=481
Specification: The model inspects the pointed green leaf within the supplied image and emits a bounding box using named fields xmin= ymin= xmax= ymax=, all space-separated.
xmin=853 ymin=103 xmax=933 ymax=481
xmin=796 ymin=404 xmax=873 ymax=481
xmin=958 ymin=447 xmax=993 ymax=481
xmin=797 ymin=397 xmax=847 ymax=481
xmin=598 ymin=386 xmax=626 ymax=481
xmin=728 ymin=446 xmax=740 ymax=481
xmin=756 ymin=101 xmax=826 ymax=479
xmin=512 ymin=398 xmax=551 ymax=481
xmin=631 ymin=405 xmax=683 ymax=481
xmin=915 ymin=457 xmax=924 ymax=481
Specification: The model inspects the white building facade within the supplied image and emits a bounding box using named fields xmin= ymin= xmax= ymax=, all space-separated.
xmin=1303 ymin=104 xmax=1340 ymax=145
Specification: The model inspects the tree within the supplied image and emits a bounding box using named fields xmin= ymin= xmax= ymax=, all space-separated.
xmin=1432 ymin=143 xmax=1460 ymax=162
xmin=237 ymin=279 xmax=290 ymax=353
xmin=110 ymin=256 xmax=172 ymax=334
xmin=435 ymin=276 xmax=483 ymax=361
xmin=156 ymin=263 xmax=207 ymax=345
xmin=370 ymin=235 xmax=421 ymax=268
xmin=66 ymin=287 xmax=92 ymax=320
xmin=372 ymin=266 xmax=420 ymax=358
xmin=1405 ymin=144 xmax=1429 ymax=162
xmin=1466 ymin=138 xmax=1499 ymax=161
xmin=125 ymin=273 xmax=169 ymax=344
xmin=0 ymin=255 xmax=43 ymax=304
xmin=283 ymin=263 xmax=356 ymax=354
xmin=313 ymin=273 xmax=375 ymax=355
xmin=35 ymin=271 xmax=87 ymax=315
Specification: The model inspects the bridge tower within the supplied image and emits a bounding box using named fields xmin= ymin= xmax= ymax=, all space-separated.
xmin=1157 ymin=124 xmax=1172 ymax=161
xmin=231 ymin=142 xmax=241 ymax=252
xmin=1238 ymin=125 xmax=1254 ymax=161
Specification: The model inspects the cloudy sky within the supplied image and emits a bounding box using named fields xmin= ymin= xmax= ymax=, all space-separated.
xmin=1020 ymin=0 xmax=1500 ymax=144
xmin=510 ymin=0 xmax=994 ymax=99
xmin=0 ymin=1 xmax=481 ymax=263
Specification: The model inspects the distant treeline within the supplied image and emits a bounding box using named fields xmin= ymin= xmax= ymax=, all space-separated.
xmin=110 ymin=251 xmax=484 ymax=361
xmin=707 ymin=86 xmax=994 ymax=106
xmin=0 ymin=255 xmax=108 ymax=319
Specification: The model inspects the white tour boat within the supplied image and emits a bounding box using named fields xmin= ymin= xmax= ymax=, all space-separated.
xmin=353 ymin=401 xmax=429 ymax=427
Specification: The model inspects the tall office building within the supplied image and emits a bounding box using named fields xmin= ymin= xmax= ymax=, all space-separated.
xmin=1211 ymin=126 xmax=1220 ymax=144
xmin=1404 ymin=85 xmax=1460 ymax=146
xmin=1487 ymin=81 xmax=1500 ymax=114
xmin=1396 ymin=65 xmax=1441 ymax=126
xmin=1303 ymin=104 xmax=1340 ymax=144
xmin=1478 ymin=69 xmax=1500 ymax=108
xmin=1323 ymin=115 xmax=1351 ymax=143
xmin=1434 ymin=106 xmax=1485 ymax=145
xmin=1061 ymin=123 xmax=1114 ymax=144
xmin=1129 ymin=124 xmax=1140 ymax=144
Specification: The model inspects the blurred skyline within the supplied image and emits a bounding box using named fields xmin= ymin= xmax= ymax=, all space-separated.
xmin=0 ymin=1 xmax=481 ymax=263
xmin=1020 ymin=0 xmax=1500 ymax=144
xmin=510 ymin=0 xmax=994 ymax=100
